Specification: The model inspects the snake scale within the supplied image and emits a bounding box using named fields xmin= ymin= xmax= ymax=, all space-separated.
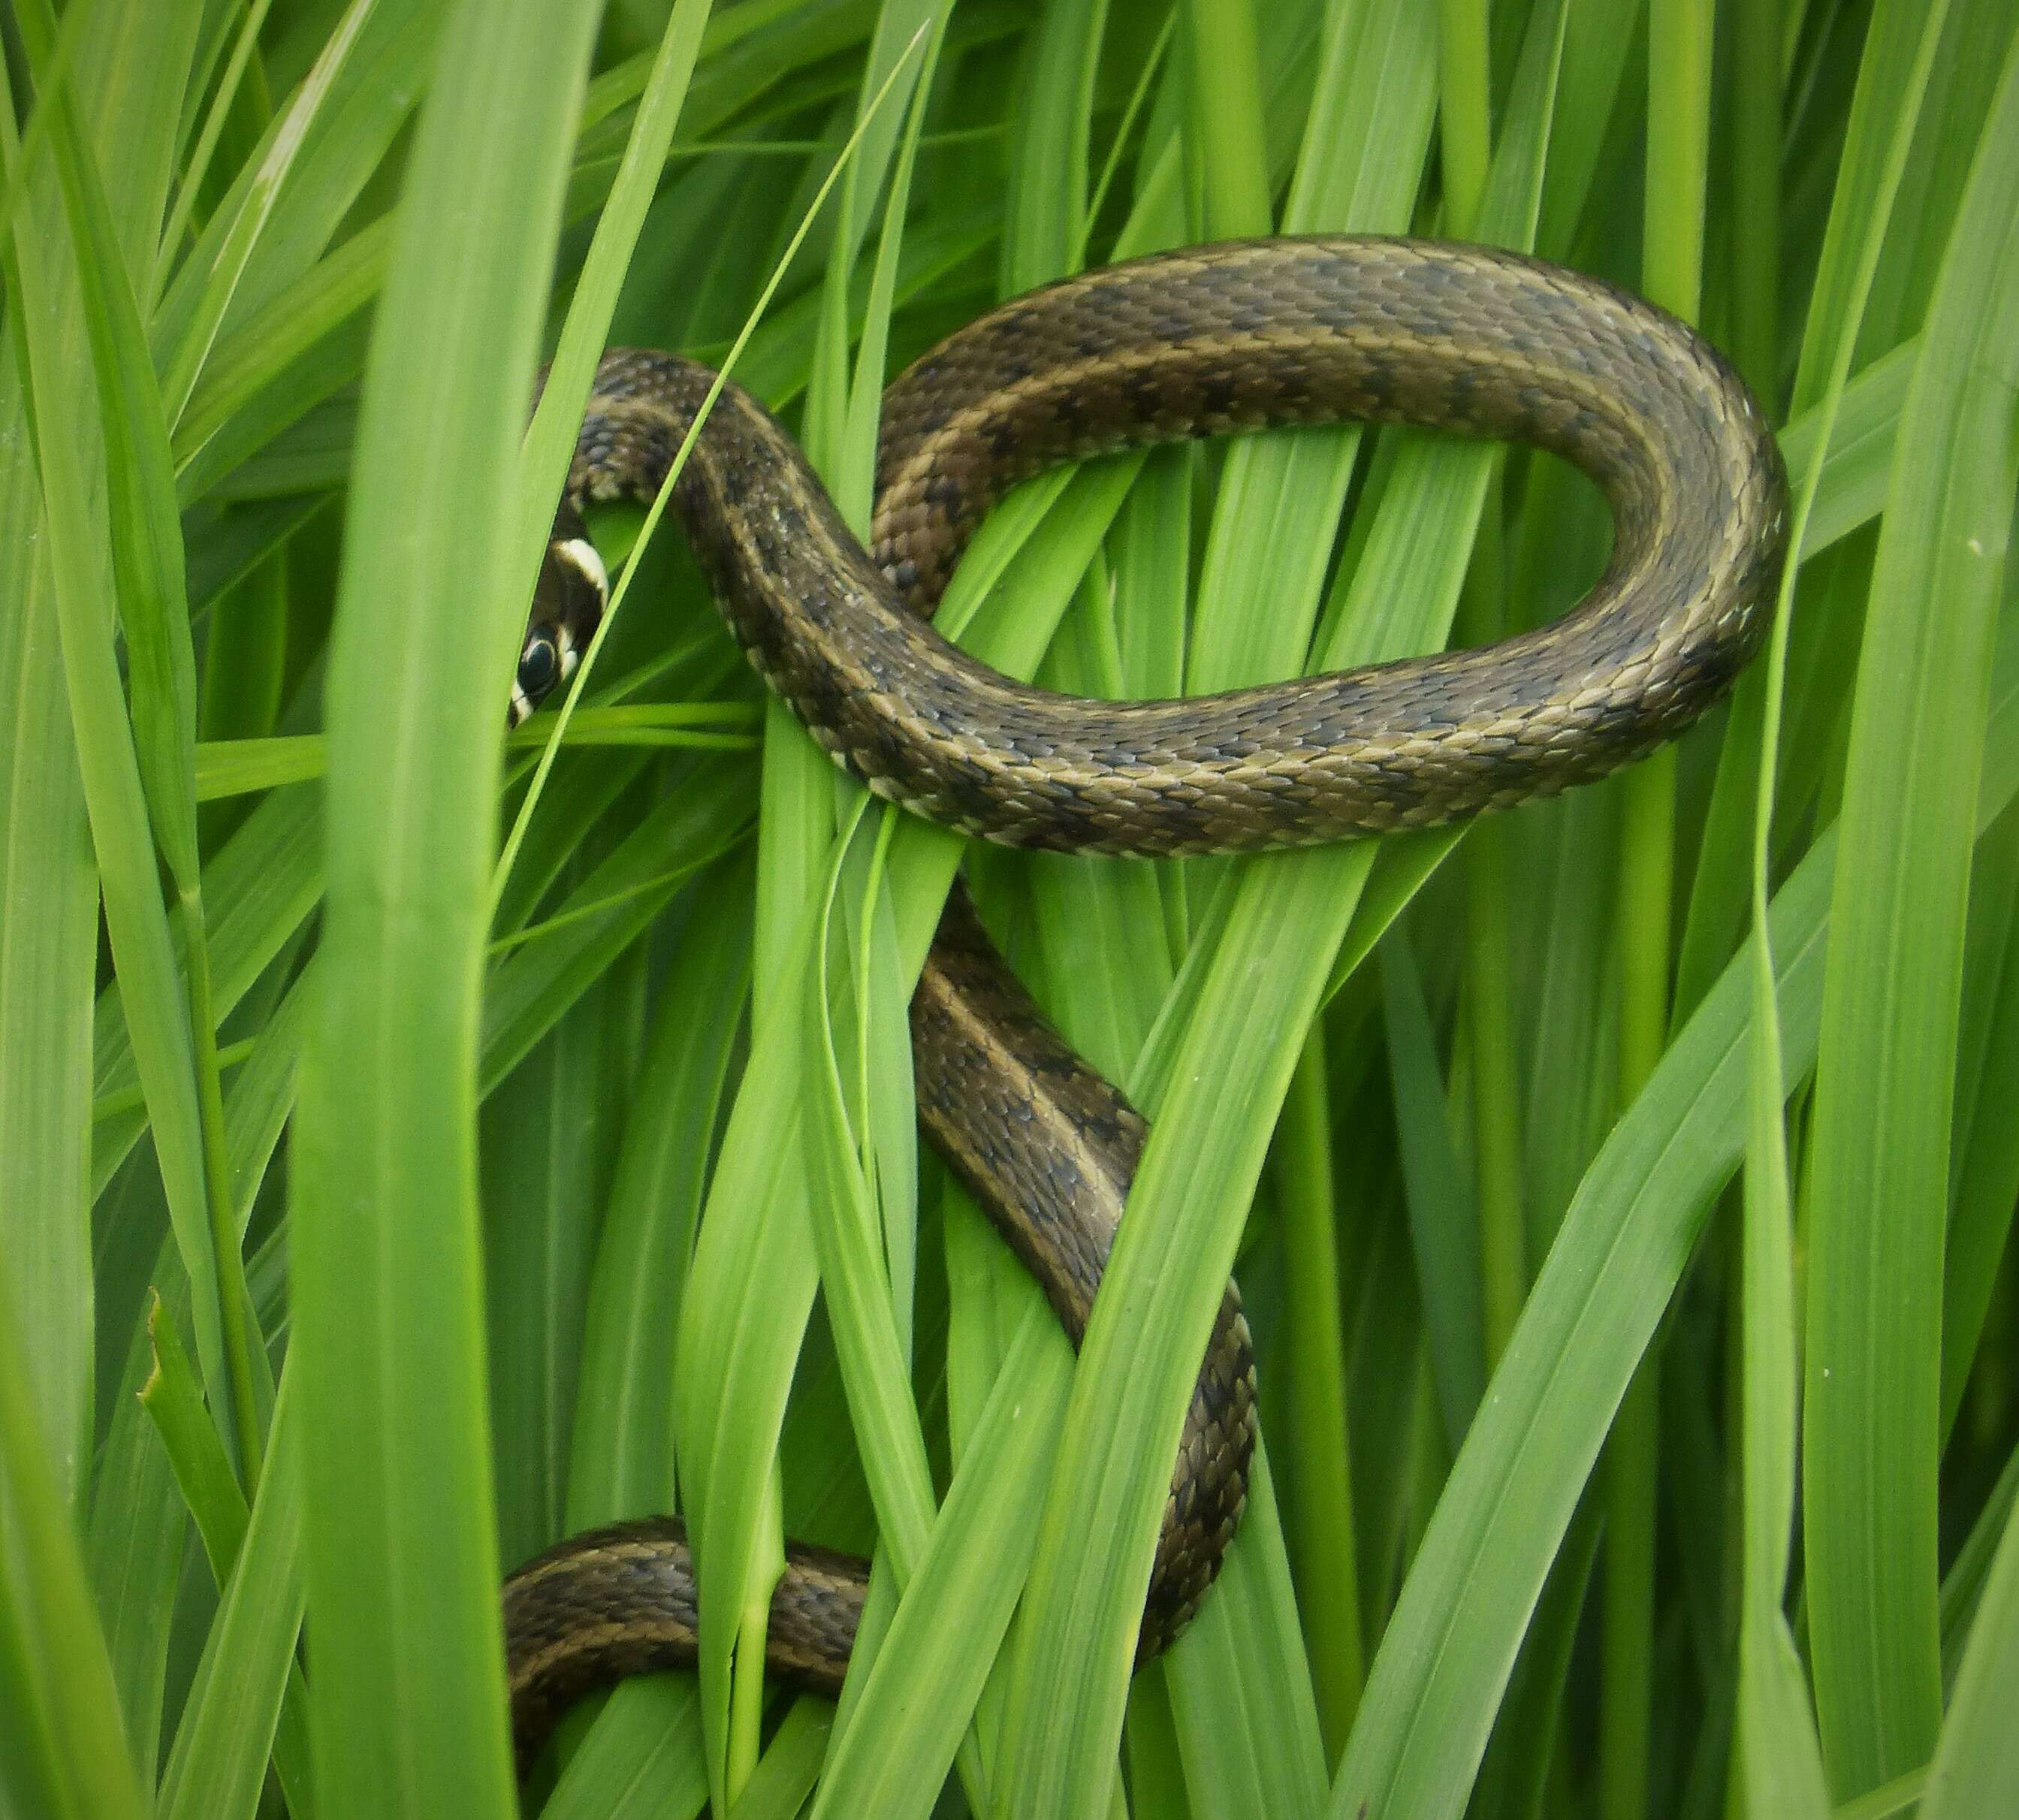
xmin=498 ymin=237 xmax=1787 ymax=1770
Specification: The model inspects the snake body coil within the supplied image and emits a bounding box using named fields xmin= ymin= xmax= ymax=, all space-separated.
xmin=501 ymin=237 xmax=1786 ymax=1768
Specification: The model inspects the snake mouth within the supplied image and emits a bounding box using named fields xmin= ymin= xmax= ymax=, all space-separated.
xmin=554 ymin=535 xmax=608 ymax=604
xmin=510 ymin=530 xmax=609 ymax=730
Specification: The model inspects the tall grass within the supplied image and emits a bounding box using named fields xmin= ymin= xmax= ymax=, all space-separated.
xmin=2 ymin=1 xmax=2016 ymax=1816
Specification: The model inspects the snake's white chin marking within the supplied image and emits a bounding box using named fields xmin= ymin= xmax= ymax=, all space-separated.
xmin=509 ymin=686 xmax=533 ymax=726
xmin=557 ymin=536 xmax=608 ymax=601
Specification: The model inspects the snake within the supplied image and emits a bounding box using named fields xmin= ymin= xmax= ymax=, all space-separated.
xmin=497 ymin=236 xmax=1787 ymax=1770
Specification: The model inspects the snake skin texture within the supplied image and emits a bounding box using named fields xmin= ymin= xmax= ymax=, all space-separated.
xmin=499 ymin=236 xmax=1787 ymax=1771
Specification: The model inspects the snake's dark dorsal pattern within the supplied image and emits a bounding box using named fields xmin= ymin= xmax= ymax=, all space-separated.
xmin=500 ymin=237 xmax=1787 ymax=1770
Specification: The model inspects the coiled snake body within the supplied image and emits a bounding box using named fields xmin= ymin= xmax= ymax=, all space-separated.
xmin=500 ymin=237 xmax=1787 ymax=1767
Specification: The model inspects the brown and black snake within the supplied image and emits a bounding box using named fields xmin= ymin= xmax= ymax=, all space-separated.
xmin=497 ymin=236 xmax=1788 ymax=1770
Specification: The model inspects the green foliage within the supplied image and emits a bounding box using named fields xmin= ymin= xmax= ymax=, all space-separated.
xmin=2 ymin=1 xmax=2016 ymax=1816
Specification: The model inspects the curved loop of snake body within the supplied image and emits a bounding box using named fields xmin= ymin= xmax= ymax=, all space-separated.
xmin=499 ymin=237 xmax=1788 ymax=1768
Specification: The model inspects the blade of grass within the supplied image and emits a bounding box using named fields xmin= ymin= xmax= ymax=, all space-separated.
xmin=157 ymin=1369 xmax=309 ymax=1820
xmin=4 ymin=12 xmax=250 ymax=1483
xmin=1941 ymin=793 xmax=2019 ymax=1433
xmin=195 ymin=709 xmax=758 ymax=800
xmin=0 ymin=1266 xmax=147 ymax=1820
xmin=1326 ymin=481 xmax=2019 ymax=1820
xmin=1332 ymin=832 xmax=1833 ymax=1820
xmin=1182 ymin=0 xmax=1270 ymax=238
xmin=992 ymin=9 xmax=1568 ymax=1811
xmin=1380 ymin=933 xmax=1487 ymax=1447
xmin=92 ymin=961 xmax=318 ymax=1788
xmin=787 ymin=24 xmax=978 ymax=1794
xmin=662 ymin=17 xmax=951 ymax=1803
xmin=24 ymin=0 xmax=274 ymax=1484
xmin=289 ymin=1 xmax=603 ymax=1811
xmin=1598 ymin=6 xmax=1715 ymax=1813
xmin=0 ymin=0 xmax=201 ymax=1512
xmin=158 ymin=0 xmax=376 ymax=428
xmin=1918 ymin=1476 xmax=2019 ymax=1818
xmin=85 ymin=1257 xmax=193 ymax=1782
xmin=536 ymin=1683 xmax=709 ymax=1820
xmin=1735 ymin=0 xmax=1946 ymax=1809
xmin=920 ymin=3 xmax=1420 ymax=1809
xmin=721 ymin=480 xmax=1179 ymax=1818
xmin=1672 ymin=0 xmax=1987 ymax=1034
xmin=796 ymin=1191 xmax=1058 ymax=1820
xmin=154 ymin=0 xmax=279 ymax=283
xmin=151 ymin=4 xmax=443 ymax=388
xmin=1000 ymin=0 xmax=1106 ymax=289
xmin=566 ymin=850 xmax=753 ymax=1525
xmin=1270 ymin=1035 xmax=1364 ymax=1757
xmin=1140 ymin=3 xmax=1438 ymax=1801
xmin=138 ymin=1292 xmax=248 ymax=1583
xmin=1801 ymin=26 xmax=2019 ymax=1796
xmin=1836 ymin=1770 xmax=1933 ymax=1820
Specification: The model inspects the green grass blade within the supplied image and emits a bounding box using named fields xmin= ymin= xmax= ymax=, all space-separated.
xmin=20 ymin=0 xmax=271 ymax=1486
xmin=151 ymin=5 xmax=443 ymax=389
xmin=1332 ymin=832 xmax=1832 ymax=1820
xmin=1182 ymin=0 xmax=1271 ymax=237
xmin=0 ymin=0 xmax=201 ymax=1513
xmin=1325 ymin=523 xmax=2019 ymax=1820
xmin=288 ymin=2 xmax=604 ymax=1810
xmin=1000 ymin=0 xmax=1106 ymax=288
xmin=4 ymin=15 xmax=248 ymax=1480
xmin=1670 ymin=0 xmax=1996 ymax=1043
xmin=0 ymin=1273 xmax=147 ymax=1819
xmin=1801 ymin=29 xmax=2019 ymax=1796
xmin=154 ymin=0 xmax=278 ymax=285
xmin=1736 ymin=0 xmax=1946 ymax=1809
xmin=86 ymin=1251 xmax=192 ymax=1782
xmin=801 ymin=1263 xmax=1064 ymax=1820
xmin=157 ymin=1370 xmax=309 ymax=1820
xmin=1380 ymin=933 xmax=1487 ymax=1444
xmin=664 ymin=20 xmax=947 ymax=1800
xmin=992 ymin=10 xmax=1568 ymax=1811
xmin=1140 ymin=6 xmax=1438 ymax=1796
xmin=565 ymin=851 xmax=752 ymax=1525
xmin=536 ymin=1684 xmax=708 ymax=1820
xmin=29 ymin=21 xmax=199 ymax=883
xmin=1942 ymin=796 xmax=2019 ymax=1431
xmin=1920 ymin=1478 xmax=2019 ymax=1818
xmin=158 ymin=0 xmax=377 ymax=427
xmin=1598 ymin=8 xmax=1714 ymax=1804
xmin=138 ymin=1291 xmax=248 ymax=1582
xmin=1270 ymin=1037 xmax=1364 ymax=1758
xmin=1789 ymin=0 xmax=1953 ymax=415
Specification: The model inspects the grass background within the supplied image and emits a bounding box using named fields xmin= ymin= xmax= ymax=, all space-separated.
xmin=2 ymin=0 xmax=2017 ymax=1815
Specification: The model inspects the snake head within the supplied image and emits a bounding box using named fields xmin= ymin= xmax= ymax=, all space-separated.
xmin=512 ymin=516 xmax=608 ymax=726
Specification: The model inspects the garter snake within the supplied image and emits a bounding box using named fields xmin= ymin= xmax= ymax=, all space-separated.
xmin=498 ymin=236 xmax=1786 ymax=1769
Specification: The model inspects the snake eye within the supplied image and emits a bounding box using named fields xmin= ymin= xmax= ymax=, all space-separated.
xmin=516 ymin=632 xmax=560 ymax=706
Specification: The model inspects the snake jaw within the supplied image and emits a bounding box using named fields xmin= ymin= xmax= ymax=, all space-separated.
xmin=555 ymin=536 xmax=608 ymax=602
xmin=551 ymin=539 xmax=602 ymax=684
xmin=513 ymin=527 xmax=610 ymax=726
